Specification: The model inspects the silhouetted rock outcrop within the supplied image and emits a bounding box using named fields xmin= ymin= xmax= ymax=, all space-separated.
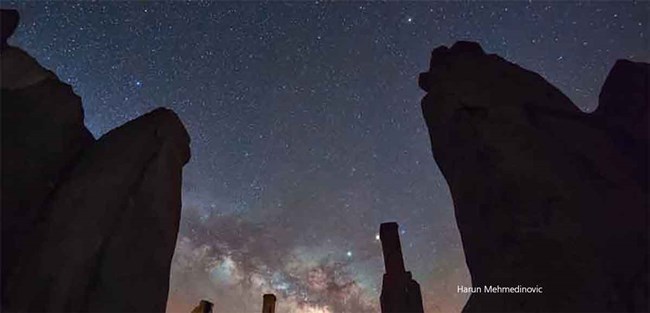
xmin=419 ymin=41 xmax=648 ymax=312
xmin=262 ymin=294 xmax=277 ymax=313
xmin=379 ymin=222 xmax=424 ymax=313
xmin=1 ymin=9 xmax=190 ymax=312
xmin=191 ymin=300 xmax=214 ymax=313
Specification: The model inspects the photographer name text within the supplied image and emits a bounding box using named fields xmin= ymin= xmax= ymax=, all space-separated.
xmin=457 ymin=285 xmax=543 ymax=294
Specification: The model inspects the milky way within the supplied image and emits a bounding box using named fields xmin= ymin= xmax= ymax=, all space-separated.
xmin=6 ymin=1 xmax=648 ymax=312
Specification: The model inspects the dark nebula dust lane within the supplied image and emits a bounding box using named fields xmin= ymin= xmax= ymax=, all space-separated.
xmin=5 ymin=1 xmax=648 ymax=312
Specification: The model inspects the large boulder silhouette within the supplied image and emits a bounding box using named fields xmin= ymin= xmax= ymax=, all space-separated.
xmin=1 ymin=9 xmax=191 ymax=312
xmin=419 ymin=41 xmax=648 ymax=312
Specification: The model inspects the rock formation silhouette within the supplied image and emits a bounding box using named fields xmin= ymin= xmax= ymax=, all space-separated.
xmin=379 ymin=222 xmax=424 ymax=313
xmin=419 ymin=41 xmax=648 ymax=312
xmin=191 ymin=300 xmax=214 ymax=313
xmin=1 ymin=9 xmax=191 ymax=312
xmin=262 ymin=294 xmax=277 ymax=313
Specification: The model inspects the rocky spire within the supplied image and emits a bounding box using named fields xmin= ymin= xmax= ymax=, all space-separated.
xmin=191 ymin=300 xmax=214 ymax=313
xmin=262 ymin=294 xmax=276 ymax=313
xmin=379 ymin=222 xmax=424 ymax=313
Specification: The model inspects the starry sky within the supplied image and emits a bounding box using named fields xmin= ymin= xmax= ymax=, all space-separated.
xmin=6 ymin=1 xmax=648 ymax=312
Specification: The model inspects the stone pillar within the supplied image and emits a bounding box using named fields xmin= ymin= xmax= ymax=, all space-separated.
xmin=262 ymin=294 xmax=276 ymax=313
xmin=380 ymin=222 xmax=406 ymax=275
xmin=190 ymin=300 xmax=213 ymax=313
xmin=379 ymin=222 xmax=424 ymax=313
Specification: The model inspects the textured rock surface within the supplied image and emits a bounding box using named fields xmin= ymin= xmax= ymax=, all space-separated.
xmin=419 ymin=41 xmax=648 ymax=312
xmin=1 ymin=9 xmax=190 ymax=313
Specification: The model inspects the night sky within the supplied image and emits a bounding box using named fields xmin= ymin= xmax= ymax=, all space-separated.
xmin=6 ymin=1 xmax=648 ymax=312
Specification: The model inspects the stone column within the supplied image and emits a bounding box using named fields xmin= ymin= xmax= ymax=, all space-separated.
xmin=262 ymin=294 xmax=276 ymax=313
xmin=379 ymin=222 xmax=424 ymax=313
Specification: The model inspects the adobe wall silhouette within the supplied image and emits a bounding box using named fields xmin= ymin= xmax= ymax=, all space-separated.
xmin=419 ymin=41 xmax=648 ymax=312
xmin=1 ymin=9 xmax=191 ymax=312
